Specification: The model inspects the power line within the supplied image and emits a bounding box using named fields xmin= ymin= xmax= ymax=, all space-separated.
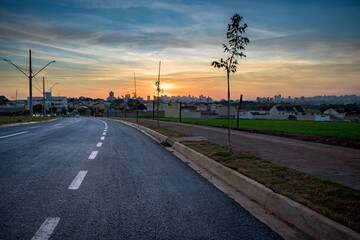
xmin=33 ymin=75 xmax=42 ymax=90
xmin=32 ymin=83 xmax=43 ymax=94
xmin=0 ymin=50 xmax=55 ymax=117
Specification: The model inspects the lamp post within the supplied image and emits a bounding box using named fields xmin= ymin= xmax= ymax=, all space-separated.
xmin=49 ymin=83 xmax=59 ymax=116
xmin=0 ymin=50 xmax=55 ymax=117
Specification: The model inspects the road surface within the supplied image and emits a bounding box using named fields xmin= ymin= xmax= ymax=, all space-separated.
xmin=0 ymin=117 xmax=282 ymax=239
xmin=131 ymin=119 xmax=360 ymax=190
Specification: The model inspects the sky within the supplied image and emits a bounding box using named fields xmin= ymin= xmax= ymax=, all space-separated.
xmin=0 ymin=0 xmax=359 ymax=101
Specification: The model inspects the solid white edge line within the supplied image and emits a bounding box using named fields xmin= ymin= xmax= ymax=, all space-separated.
xmin=100 ymin=136 xmax=105 ymax=140
xmin=31 ymin=217 xmax=60 ymax=240
xmin=68 ymin=171 xmax=88 ymax=189
xmin=0 ymin=131 xmax=28 ymax=139
xmin=88 ymin=151 xmax=98 ymax=160
xmin=96 ymin=142 xmax=103 ymax=147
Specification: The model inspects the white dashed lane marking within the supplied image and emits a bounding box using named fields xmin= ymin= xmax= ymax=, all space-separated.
xmin=0 ymin=131 xmax=28 ymax=139
xmin=31 ymin=217 xmax=60 ymax=240
xmin=96 ymin=142 xmax=103 ymax=147
xmin=102 ymin=132 xmax=106 ymax=135
xmin=68 ymin=171 xmax=88 ymax=189
xmin=100 ymin=136 xmax=105 ymax=140
xmin=88 ymin=151 xmax=98 ymax=160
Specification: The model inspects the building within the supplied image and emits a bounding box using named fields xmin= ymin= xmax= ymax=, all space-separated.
xmin=324 ymin=108 xmax=346 ymax=120
xmin=28 ymin=92 xmax=68 ymax=115
xmin=125 ymin=94 xmax=131 ymax=100
xmin=107 ymin=91 xmax=116 ymax=101
xmin=164 ymin=104 xmax=201 ymax=119
xmin=216 ymin=106 xmax=236 ymax=118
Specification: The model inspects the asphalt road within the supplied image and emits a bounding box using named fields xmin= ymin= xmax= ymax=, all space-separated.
xmin=131 ymin=119 xmax=360 ymax=190
xmin=0 ymin=117 xmax=282 ymax=240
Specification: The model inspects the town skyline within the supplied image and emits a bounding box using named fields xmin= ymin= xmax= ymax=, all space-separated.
xmin=1 ymin=0 xmax=359 ymax=101
xmin=3 ymin=91 xmax=360 ymax=105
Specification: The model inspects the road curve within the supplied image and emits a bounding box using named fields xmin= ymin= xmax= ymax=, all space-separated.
xmin=0 ymin=117 xmax=282 ymax=239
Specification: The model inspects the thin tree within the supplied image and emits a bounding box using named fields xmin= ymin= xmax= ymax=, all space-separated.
xmin=212 ymin=13 xmax=249 ymax=150
xmin=133 ymin=72 xmax=138 ymax=122
xmin=155 ymin=61 xmax=162 ymax=127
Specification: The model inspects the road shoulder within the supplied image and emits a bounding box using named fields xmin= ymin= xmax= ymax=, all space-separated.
xmin=109 ymin=118 xmax=360 ymax=240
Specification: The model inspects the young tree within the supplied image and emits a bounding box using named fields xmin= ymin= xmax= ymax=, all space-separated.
xmin=212 ymin=13 xmax=249 ymax=150
xmin=155 ymin=61 xmax=163 ymax=127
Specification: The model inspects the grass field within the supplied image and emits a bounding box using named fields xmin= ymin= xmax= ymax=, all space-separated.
xmin=0 ymin=116 xmax=55 ymax=125
xmin=157 ymin=118 xmax=360 ymax=140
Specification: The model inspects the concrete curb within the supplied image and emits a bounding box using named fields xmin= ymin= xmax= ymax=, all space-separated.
xmin=112 ymin=119 xmax=360 ymax=240
xmin=0 ymin=118 xmax=58 ymax=128
xmin=172 ymin=142 xmax=359 ymax=240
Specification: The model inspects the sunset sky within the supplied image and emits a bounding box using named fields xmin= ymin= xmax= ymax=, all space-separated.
xmin=0 ymin=0 xmax=359 ymax=100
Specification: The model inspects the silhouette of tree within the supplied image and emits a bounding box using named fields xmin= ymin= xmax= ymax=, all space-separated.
xmin=0 ymin=95 xmax=9 ymax=105
xmin=212 ymin=13 xmax=249 ymax=150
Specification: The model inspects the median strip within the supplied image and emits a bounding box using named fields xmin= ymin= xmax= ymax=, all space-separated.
xmin=68 ymin=171 xmax=88 ymax=189
xmin=31 ymin=217 xmax=60 ymax=240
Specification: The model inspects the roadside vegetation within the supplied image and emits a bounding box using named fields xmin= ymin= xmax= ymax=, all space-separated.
xmin=130 ymin=120 xmax=360 ymax=233
xmin=136 ymin=122 xmax=188 ymax=138
xmin=0 ymin=116 xmax=55 ymax=125
xmin=155 ymin=118 xmax=360 ymax=140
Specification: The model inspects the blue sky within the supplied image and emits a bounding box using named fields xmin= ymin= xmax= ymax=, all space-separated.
xmin=0 ymin=0 xmax=359 ymax=100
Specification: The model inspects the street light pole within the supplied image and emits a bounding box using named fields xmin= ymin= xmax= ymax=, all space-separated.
xmin=0 ymin=49 xmax=55 ymax=118
xmin=43 ymin=77 xmax=46 ymax=116
xmin=29 ymin=50 xmax=33 ymax=117
xmin=48 ymin=83 xmax=59 ymax=117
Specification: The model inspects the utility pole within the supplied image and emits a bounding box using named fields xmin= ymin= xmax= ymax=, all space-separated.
xmin=0 ymin=49 xmax=55 ymax=118
xmin=48 ymin=83 xmax=59 ymax=117
xmin=15 ymin=90 xmax=17 ymax=115
xmin=156 ymin=61 xmax=161 ymax=127
xmin=236 ymin=94 xmax=243 ymax=129
xmin=43 ymin=77 xmax=46 ymax=116
xmin=29 ymin=50 xmax=33 ymax=117
xmin=152 ymin=101 xmax=155 ymax=120
xmin=134 ymin=72 xmax=138 ymax=122
xmin=51 ymin=89 xmax=53 ymax=116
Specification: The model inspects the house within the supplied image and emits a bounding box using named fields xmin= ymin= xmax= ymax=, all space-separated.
xmin=324 ymin=108 xmax=345 ymax=120
xmin=269 ymin=105 xmax=305 ymax=120
xmin=237 ymin=111 xmax=254 ymax=119
xmin=164 ymin=104 xmax=201 ymax=119
xmin=216 ymin=106 xmax=236 ymax=118
xmin=315 ymin=115 xmax=331 ymax=121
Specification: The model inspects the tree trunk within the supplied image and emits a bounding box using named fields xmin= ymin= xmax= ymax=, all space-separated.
xmin=227 ymin=70 xmax=231 ymax=151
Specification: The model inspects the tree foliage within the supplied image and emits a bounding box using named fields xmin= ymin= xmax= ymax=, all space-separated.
xmin=0 ymin=95 xmax=9 ymax=105
xmin=211 ymin=13 xmax=249 ymax=73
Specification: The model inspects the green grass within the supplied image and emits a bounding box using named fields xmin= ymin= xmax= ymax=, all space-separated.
xmin=0 ymin=116 xmax=55 ymax=125
xmin=155 ymin=118 xmax=360 ymax=140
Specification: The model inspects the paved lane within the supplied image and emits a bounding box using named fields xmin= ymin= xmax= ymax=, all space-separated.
xmin=130 ymin=118 xmax=360 ymax=190
xmin=0 ymin=117 xmax=282 ymax=239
